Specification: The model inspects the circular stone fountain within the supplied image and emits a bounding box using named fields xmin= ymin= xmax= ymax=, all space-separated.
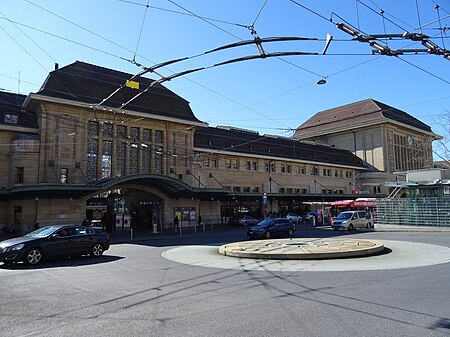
xmin=218 ymin=238 xmax=384 ymax=260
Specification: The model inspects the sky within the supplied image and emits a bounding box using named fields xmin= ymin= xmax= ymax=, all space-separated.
xmin=0 ymin=0 xmax=449 ymax=157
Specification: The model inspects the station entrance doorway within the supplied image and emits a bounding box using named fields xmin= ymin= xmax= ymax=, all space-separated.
xmin=86 ymin=188 xmax=163 ymax=233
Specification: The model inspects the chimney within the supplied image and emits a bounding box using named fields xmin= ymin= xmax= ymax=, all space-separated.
xmin=54 ymin=63 xmax=59 ymax=70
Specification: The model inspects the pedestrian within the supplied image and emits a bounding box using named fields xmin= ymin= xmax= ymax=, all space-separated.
xmin=173 ymin=215 xmax=179 ymax=232
xmin=198 ymin=215 xmax=203 ymax=227
xmin=82 ymin=218 xmax=89 ymax=227
xmin=34 ymin=222 xmax=40 ymax=230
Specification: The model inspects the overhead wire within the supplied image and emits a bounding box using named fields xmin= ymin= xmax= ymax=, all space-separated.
xmin=132 ymin=0 xmax=150 ymax=61
xmin=251 ymin=0 xmax=268 ymax=28
xmin=435 ymin=4 xmax=446 ymax=48
xmin=4 ymin=0 xmax=449 ymax=149
xmin=416 ymin=0 xmax=423 ymax=33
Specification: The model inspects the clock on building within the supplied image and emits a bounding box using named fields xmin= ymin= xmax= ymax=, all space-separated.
xmin=407 ymin=135 xmax=414 ymax=145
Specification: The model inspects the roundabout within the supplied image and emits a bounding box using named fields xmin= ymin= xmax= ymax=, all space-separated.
xmin=162 ymin=239 xmax=450 ymax=272
xmin=218 ymin=238 xmax=384 ymax=260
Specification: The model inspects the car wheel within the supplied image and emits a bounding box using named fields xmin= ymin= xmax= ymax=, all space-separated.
xmin=25 ymin=248 xmax=43 ymax=265
xmin=90 ymin=243 xmax=104 ymax=257
xmin=348 ymin=224 xmax=354 ymax=231
xmin=287 ymin=228 xmax=294 ymax=236
xmin=264 ymin=231 xmax=271 ymax=239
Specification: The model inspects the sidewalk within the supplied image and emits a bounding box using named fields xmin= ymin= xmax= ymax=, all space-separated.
xmin=108 ymin=222 xmax=450 ymax=244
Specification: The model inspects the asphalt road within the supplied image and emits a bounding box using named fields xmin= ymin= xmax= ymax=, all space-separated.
xmin=1 ymin=227 xmax=450 ymax=337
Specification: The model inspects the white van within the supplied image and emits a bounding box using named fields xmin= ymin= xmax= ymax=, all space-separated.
xmin=331 ymin=211 xmax=372 ymax=231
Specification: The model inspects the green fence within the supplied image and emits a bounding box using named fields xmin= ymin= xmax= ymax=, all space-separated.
xmin=375 ymin=197 xmax=450 ymax=227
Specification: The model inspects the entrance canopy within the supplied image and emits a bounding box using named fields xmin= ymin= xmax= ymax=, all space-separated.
xmin=0 ymin=174 xmax=229 ymax=200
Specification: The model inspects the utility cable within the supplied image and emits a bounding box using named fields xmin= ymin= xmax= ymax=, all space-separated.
xmin=356 ymin=0 xmax=409 ymax=32
xmin=416 ymin=0 xmax=423 ymax=33
xmin=133 ymin=0 xmax=150 ymax=61
xmin=0 ymin=10 xmax=57 ymax=63
xmin=396 ymin=57 xmax=450 ymax=86
xmin=251 ymin=0 xmax=268 ymax=28
xmin=435 ymin=4 xmax=446 ymax=49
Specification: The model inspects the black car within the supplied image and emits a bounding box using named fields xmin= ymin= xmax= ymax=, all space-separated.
xmin=0 ymin=225 xmax=110 ymax=265
xmin=247 ymin=218 xmax=296 ymax=239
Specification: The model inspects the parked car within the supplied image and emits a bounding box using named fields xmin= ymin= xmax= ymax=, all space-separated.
xmin=303 ymin=212 xmax=315 ymax=221
xmin=331 ymin=211 xmax=372 ymax=231
xmin=247 ymin=218 xmax=296 ymax=239
xmin=0 ymin=225 xmax=110 ymax=265
xmin=238 ymin=215 xmax=259 ymax=226
xmin=286 ymin=213 xmax=303 ymax=223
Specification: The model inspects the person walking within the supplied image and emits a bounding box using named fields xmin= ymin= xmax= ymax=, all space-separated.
xmin=173 ymin=215 xmax=179 ymax=232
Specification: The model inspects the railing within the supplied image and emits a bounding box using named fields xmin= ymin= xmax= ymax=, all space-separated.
xmin=375 ymin=197 xmax=450 ymax=227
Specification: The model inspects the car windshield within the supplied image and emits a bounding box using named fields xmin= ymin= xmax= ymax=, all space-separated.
xmin=254 ymin=220 xmax=272 ymax=227
xmin=24 ymin=226 xmax=59 ymax=238
xmin=336 ymin=212 xmax=352 ymax=220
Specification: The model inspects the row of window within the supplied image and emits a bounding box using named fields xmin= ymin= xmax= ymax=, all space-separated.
xmin=225 ymin=186 xmax=345 ymax=194
xmin=202 ymin=156 xmax=354 ymax=178
xmin=88 ymin=121 xmax=164 ymax=143
xmin=87 ymin=121 xmax=166 ymax=183
xmin=393 ymin=134 xmax=429 ymax=171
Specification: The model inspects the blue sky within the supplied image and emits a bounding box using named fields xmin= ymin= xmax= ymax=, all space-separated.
xmin=1 ymin=0 xmax=449 ymax=154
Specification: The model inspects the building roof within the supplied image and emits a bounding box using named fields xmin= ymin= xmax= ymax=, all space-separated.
xmin=0 ymin=91 xmax=38 ymax=129
xmin=194 ymin=126 xmax=367 ymax=168
xmin=294 ymin=99 xmax=433 ymax=139
xmin=35 ymin=61 xmax=202 ymax=123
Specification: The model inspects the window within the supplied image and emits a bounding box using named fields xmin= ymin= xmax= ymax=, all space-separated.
xmin=155 ymin=130 xmax=164 ymax=143
xmin=130 ymin=145 xmax=138 ymax=174
xmin=5 ymin=114 xmax=18 ymax=124
xmin=203 ymin=157 xmax=210 ymax=167
xmin=265 ymin=162 xmax=275 ymax=172
xmin=101 ymin=141 xmax=112 ymax=179
xmin=116 ymin=125 xmax=127 ymax=138
xmin=16 ymin=167 xmax=24 ymax=184
xmin=211 ymin=158 xmax=218 ymax=168
xmin=143 ymin=128 xmax=152 ymax=142
xmin=232 ymin=159 xmax=238 ymax=170
xmin=233 ymin=186 xmax=240 ymax=192
xmin=102 ymin=122 xmax=113 ymax=137
xmin=252 ymin=187 xmax=260 ymax=193
xmin=60 ymin=168 xmax=68 ymax=183
xmin=116 ymin=142 xmax=126 ymax=176
xmin=87 ymin=139 xmax=98 ymax=183
xmin=142 ymin=145 xmax=152 ymax=173
xmin=245 ymin=161 xmax=257 ymax=171
xmin=155 ymin=148 xmax=163 ymax=173
xmin=130 ymin=127 xmax=139 ymax=142
xmin=88 ymin=121 xmax=98 ymax=136
xmin=243 ymin=187 xmax=250 ymax=192
xmin=286 ymin=165 xmax=292 ymax=174
xmin=225 ymin=159 xmax=232 ymax=169
xmin=281 ymin=164 xmax=286 ymax=173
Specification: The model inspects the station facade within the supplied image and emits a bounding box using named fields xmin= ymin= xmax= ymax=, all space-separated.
xmin=0 ymin=61 xmax=438 ymax=234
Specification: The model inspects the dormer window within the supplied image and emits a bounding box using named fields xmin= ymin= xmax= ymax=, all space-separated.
xmin=5 ymin=114 xmax=18 ymax=124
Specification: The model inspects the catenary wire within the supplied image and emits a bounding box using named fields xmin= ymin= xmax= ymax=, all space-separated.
xmin=133 ymin=0 xmax=151 ymax=60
